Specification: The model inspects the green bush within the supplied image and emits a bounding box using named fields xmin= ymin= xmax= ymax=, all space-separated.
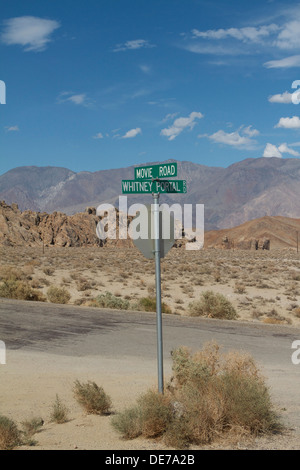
xmin=47 ymin=286 xmax=71 ymax=304
xmin=73 ymin=380 xmax=112 ymax=415
xmin=188 ymin=290 xmax=238 ymax=320
xmin=94 ymin=291 xmax=130 ymax=310
xmin=0 ymin=415 xmax=21 ymax=450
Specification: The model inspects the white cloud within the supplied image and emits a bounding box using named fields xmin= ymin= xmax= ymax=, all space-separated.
xmin=263 ymin=142 xmax=300 ymax=158
xmin=208 ymin=130 xmax=255 ymax=148
xmin=122 ymin=128 xmax=142 ymax=139
xmin=186 ymin=13 xmax=300 ymax=64
xmin=57 ymin=92 xmax=91 ymax=107
xmin=4 ymin=125 xmax=19 ymax=132
xmin=160 ymin=111 xmax=203 ymax=141
xmin=1 ymin=16 xmax=60 ymax=51
xmin=207 ymin=125 xmax=259 ymax=148
xmin=242 ymin=125 xmax=260 ymax=137
xmin=113 ymin=39 xmax=154 ymax=52
xmin=192 ymin=24 xmax=279 ymax=43
xmin=139 ymin=64 xmax=151 ymax=74
xmin=274 ymin=20 xmax=300 ymax=50
xmin=93 ymin=132 xmax=104 ymax=139
xmin=264 ymin=55 xmax=300 ymax=68
xmin=278 ymin=143 xmax=300 ymax=156
xmin=275 ymin=116 xmax=300 ymax=129
xmin=263 ymin=143 xmax=282 ymax=158
xmin=268 ymin=91 xmax=293 ymax=103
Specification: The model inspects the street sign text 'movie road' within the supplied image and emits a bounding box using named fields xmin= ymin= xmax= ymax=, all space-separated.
xmin=134 ymin=162 xmax=177 ymax=180
xmin=122 ymin=179 xmax=187 ymax=194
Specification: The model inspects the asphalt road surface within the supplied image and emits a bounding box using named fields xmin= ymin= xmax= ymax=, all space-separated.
xmin=1 ymin=298 xmax=300 ymax=430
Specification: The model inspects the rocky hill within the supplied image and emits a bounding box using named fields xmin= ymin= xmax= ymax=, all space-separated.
xmin=2 ymin=157 xmax=300 ymax=230
xmin=0 ymin=201 xmax=299 ymax=250
xmin=204 ymin=215 xmax=300 ymax=250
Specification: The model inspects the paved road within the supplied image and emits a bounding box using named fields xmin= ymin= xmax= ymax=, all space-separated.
xmin=1 ymin=298 xmax=300 ymax=429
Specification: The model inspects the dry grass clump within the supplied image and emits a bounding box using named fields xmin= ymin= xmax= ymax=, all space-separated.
xmin=135 ymin=297 xmax=172 ymax=314
xmin=73 ymin=380 xmax=112 ymax=415
xmin=112 ymin=342 xmax=281 ymax=448
xmin=0 ymin=265 xmax=46 ymax=302
xmin=50 ymin=395 xmax=69 ymax=424
xmin=0 ymin=278 xmax=46 ymax=302
xmin=0 ymin=415 xmax=22 ymax=450
xmin=112 ymin=389 xmax=173 ymax=440
xmin=47 ymin=286 xmax=71 ymax=304
xmin=92 ymin=291 xmax=130 ymax=310
xmin=21 ymin=417 xmax=44 ymax=446
xmin=188 ymin=291 xmax=238 ymax=320
xmin=21 ymin=417 xmax=44 ymax=437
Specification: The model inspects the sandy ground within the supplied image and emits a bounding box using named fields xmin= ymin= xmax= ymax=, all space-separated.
xmin=1 ymin=245 xmax=300 ymax=450
xmin=1 ymin=346 xmax=300 ymax=451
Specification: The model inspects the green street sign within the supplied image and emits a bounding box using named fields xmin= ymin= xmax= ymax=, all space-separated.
xmin=134 ymin=162 xmax=177 ymax=180
xmin=122 ymin=179 xmax=187 ymax=194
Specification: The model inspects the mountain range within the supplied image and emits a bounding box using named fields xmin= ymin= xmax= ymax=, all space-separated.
xmin=1 ymin=157 xmax=300 ymax=230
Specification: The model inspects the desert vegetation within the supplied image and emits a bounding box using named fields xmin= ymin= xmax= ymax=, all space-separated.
xmin=112 ymin=342 xmax=281 ymax=448
xmin=1 ymin=245 xmax=300 ymax=325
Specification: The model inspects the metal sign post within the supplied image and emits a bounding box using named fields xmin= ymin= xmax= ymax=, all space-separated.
xmin=122 ymin=162 xmax=186 ymax=395
xmin=152 ymin=192 xmax=164 ymax=394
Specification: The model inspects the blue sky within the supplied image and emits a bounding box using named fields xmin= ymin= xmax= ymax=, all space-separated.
xmin=1 ymin=0 xmax=300 ymax=175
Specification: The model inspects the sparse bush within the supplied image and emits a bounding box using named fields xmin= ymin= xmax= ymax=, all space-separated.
xmin=167 ymin=343 xmax=280 ymax=446
xmin=112 ymin=390 xmax=172 ymax=440
xmin=50 ymin=395 xmax=69 ymax=424
xmin=234 ymin=282 xmax=246 ymax=294
xmin=43 ymin=267 xmax=55 ymax=276
xmin=111 ymin=406 xmax=142 ymax=439
xmin=0 ymin=415 xmax=21 ymax=450
xmin=0 ymin=278 xmax=46 ymax=302
xmin=73 ymin=380 xmax=112 ymax=415
xmin=47 ymin=286 xmax=71 ymax=304
xmin=94 ymin=291 xmax=130 ymax=310
xmin=293 ymin=307 xmax=300 ymax=318
xmin=112 ymin=342 xmax=281 ymax=448
xmin=188 ymin=290 xmax=238 ymax=320
xmin=135 ymin=297 xmax=172 ymax=314
xmin=21 ymin=417 xmax=44 ymax=445
xmin=21 ymin=417 xmax=44 ymax=437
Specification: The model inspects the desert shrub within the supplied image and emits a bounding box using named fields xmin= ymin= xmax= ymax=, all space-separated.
xmin=188 ymin=290 xmax=238 ymax=320
xmin=47 ymin=286 xmax=71 ymax=304
xmin=167 ymin=343 xmax=280 ymax=446
xmin=0 ymin=279 xmax=46 ymax=302
xmin=94 ymin=291 xmax=130 ymax=310
xmin=112 ymin=390 xmax=172 ymax=439
xmin=76 ymin=278 xmax=92 ymax=291
xmin=112 ymin=342 xmax=281 ymax=448
xmin=21 ymin=417 xmax=44 ymax=445
xmin=50 ymin=395 xmax=69 ymax=424
xmin=73 ymin=380 xmax=112 ymax=415
xmin=43 ymin=267 xmax=55 ymax=276
xmin=0 ymin=266 xmax=26 ymax=282
xmin=111 ymin=406 xmax=142 ymax=439
xmin=0 ymin=415 xmax=21 ymax=450
xmin=136 ymin=297 xmax=172 ymax=314
xmin=21 ymin=417 xmax=44 ymax=437
xmin=293 ymin=307 xmax=300 ymax=318
xmin=234 ymin=282 xmax=246 ymax=294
